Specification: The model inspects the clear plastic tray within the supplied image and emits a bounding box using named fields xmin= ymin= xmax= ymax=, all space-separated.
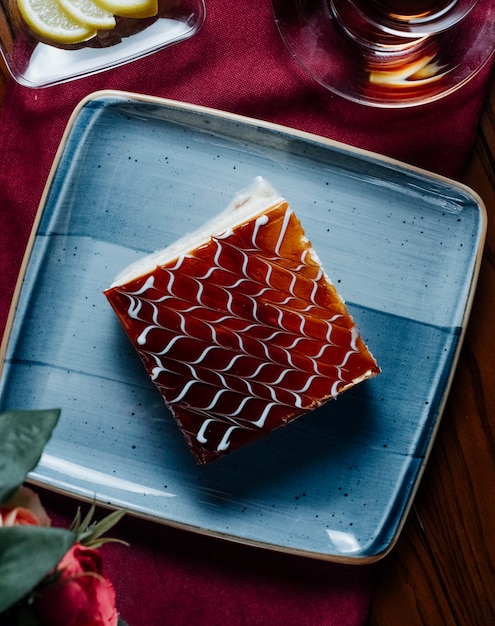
xmin=0 ymin=0 xmax=205 ymax=87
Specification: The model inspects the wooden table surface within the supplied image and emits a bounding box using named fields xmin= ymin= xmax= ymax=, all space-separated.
xmin=367 ymin=81 xmax=495 ymax=626
xmin=1 ymin=53 xmax=494 ymax=625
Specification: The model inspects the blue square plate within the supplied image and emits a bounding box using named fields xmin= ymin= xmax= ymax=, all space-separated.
xmin=0 ymin=91 xmax=485 ymax=563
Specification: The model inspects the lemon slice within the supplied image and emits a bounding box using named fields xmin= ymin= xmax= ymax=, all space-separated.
xmin=17 ymin=0 xmax=96 ymax=43
xmin=92 ymin=0 xmax=157 ymax=18
xmin=56 ymin=0 xmax=116 ymax=29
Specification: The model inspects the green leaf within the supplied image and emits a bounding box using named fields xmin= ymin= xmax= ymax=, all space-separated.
xmin=0 ymin=526 xmax=75 ymax=613
xmin=79 ymin=508 xmax=127 ymax=548
xmin=70 ymin=503 xmax=128 ymax=549
xmin=73 ymin=501 xmax=96 ymax=534
xmin=0 ymin=409 xmax=61 ymax=503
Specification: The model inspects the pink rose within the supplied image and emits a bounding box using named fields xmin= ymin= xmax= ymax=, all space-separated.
xmin=34 ymin=543 xmax=118 ymax=626
xmin=0 ymin=486 xmax=50 ymax=527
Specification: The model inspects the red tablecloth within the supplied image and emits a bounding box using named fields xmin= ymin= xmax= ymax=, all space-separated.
xmin=1 ymin=1 xmax=494 ymax=624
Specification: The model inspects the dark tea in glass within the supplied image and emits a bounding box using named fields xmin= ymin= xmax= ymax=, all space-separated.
xmin=350 ymin=0 xmax=478 ymax=34
xmin=273 ymin=0 xmax=492 ymax=106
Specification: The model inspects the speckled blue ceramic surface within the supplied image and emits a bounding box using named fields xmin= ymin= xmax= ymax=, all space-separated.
xmin=0 ymin=92 xmax=485 ymax=562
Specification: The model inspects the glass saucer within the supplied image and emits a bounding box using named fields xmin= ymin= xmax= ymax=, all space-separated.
xmin=0 ymin=0 xmax=205 ymax=88
xmin=272 ymin=0 xmax=495 ymax=107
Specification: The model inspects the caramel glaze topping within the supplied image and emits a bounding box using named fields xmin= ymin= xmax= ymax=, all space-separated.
xmin=105 ymin=201 xmax=380 ymax=463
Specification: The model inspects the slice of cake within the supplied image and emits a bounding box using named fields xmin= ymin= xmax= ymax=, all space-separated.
xmin=104 ymin=177 xmax=380 ymax=463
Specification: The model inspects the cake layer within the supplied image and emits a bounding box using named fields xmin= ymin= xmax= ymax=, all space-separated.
xmin=105 ymin=178 xmax=380 ymax=463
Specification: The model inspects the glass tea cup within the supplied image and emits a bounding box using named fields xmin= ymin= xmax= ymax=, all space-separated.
xmin=344 ymin=0 xmax=479 ymax=37
xmin=273 ymin=0 xmax=495 ymax=107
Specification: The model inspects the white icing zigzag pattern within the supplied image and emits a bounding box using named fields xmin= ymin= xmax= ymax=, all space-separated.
xmin=109 ymin=204 xmax=374 ymax=461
